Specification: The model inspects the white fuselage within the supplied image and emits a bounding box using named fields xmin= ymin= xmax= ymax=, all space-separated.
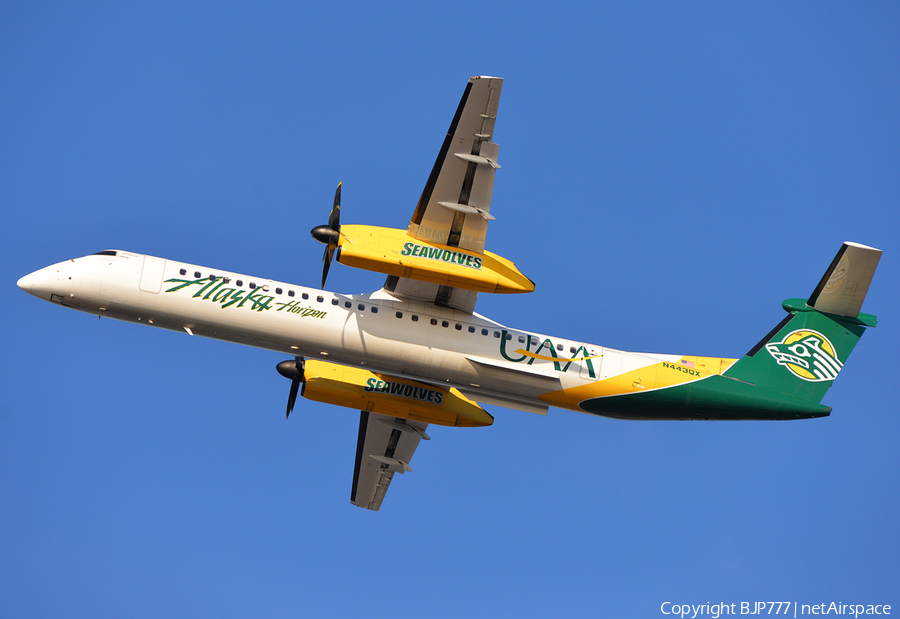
xmin=17 ymin=250 xmax=679 ymax=416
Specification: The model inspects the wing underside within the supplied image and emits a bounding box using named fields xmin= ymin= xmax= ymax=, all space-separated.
xmin=353 ymin=77 xmax=505 ymax=508
xmin=385 ymin=75 xmax=504 ymax=314
xmin=351 ymin=411 xmax=430 ymax=511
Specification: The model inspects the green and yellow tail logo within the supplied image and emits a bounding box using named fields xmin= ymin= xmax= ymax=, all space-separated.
xmin=765 ymin=329 xmax=843 ymax=382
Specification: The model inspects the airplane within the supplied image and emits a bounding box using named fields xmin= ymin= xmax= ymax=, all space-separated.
xmin=17 ymin=76 xmax=882 ymax=511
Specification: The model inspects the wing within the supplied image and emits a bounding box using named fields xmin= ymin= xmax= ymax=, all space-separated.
xmin=384 ymin=75 xmax=503 ymax=314
xmin=351 ymin=411 xmax=430 ymax=511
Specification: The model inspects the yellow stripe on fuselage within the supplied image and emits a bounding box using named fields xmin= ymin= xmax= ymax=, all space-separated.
xmin=514 ymin=349 xmax=602 ymax=363
xmin=539 ymin=356 xmax=738 ymax=410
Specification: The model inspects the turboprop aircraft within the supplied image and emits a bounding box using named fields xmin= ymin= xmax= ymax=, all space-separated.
xmin=17 ymin=76 xmax=882 ymax=511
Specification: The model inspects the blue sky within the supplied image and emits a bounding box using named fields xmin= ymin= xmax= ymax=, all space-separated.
xmin=2 ymin=2 xmax=898 ymax=617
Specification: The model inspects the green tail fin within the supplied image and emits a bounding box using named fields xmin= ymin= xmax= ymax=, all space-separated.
xmin=724 ymin=304 xmax=873 ymax=403
xmin=724 ymin=242 xmax=881 ymax=405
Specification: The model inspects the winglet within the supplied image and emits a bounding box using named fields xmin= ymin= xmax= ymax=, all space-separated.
xmin=808 ymin=242 xmax=882 ymax=318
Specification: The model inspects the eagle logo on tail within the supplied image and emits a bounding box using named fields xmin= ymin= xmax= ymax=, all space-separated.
xmin=766 ymin=330 xmax=843 ymax=382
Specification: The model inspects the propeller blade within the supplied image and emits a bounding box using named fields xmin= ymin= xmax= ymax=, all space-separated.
xmin=321 ymin=245 xmax=333 ymax=289
xmin=310 ymin=182 xmax=343 ymax=289
xmin=329 ymin=182 xmax=341 ymax=229
xmin=286 ymin=377 xmax=300 ymax=419
xmin=276 ymin=357 xmax=304 ymax=419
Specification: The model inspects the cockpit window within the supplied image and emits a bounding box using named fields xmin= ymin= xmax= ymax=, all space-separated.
xmin=93 ymin=250 xmax=117 ymax=257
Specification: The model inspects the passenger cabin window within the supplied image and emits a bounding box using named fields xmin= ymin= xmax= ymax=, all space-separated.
xmin=430 ymin=318 xmax=438 ymax=326
xmin=396 ymin=311 xmax=403 ymax=318
xmin=344 ymin=301 xmax=352 ymax=308
xmin=316 ymin=296 xmax=323 ymax=303
xmin=411 ymin=315 xmax=419 ymax=322
xmin=331 ymin=298 xmax=339 ymax=305
xmin=302 ymin=292 xmax=308 ymax=300
xmin=180 ymin=268 xmax=186 ymax=276
xmin=194 ymin=271 xmax=201 ymax=278
xmin=358 ymin=304 xmax=365 ymax=311
xmin=236 ymin=280 xmax=243 ymax=287
xmin=371 ymin=307 xmax=378 ymax=313
xmin=468 ymin=326 xmax=475 ymax=333
xmin=249 ymin=282 xmax=256 ymax=289
xmin=275 ymin=288 xmax=282 ymax=295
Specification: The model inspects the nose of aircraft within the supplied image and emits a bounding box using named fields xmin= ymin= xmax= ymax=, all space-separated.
xmin=17 ymin=264 xmax=68 ymax=301
xmin=17 ymin=272 xmax=35 ymax=295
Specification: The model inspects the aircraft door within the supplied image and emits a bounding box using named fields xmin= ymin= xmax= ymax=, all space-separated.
xmin=139 ymin=256 xmax=166 ymax=293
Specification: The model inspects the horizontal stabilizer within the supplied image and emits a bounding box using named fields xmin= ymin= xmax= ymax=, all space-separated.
xmin=808 ymin=242 xmax=882 ymax=318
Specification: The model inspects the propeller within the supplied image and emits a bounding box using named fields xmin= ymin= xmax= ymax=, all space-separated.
xmin=310 ymin=182 xmax=342 ymax=289
xmin=276 ymin=357 xmax=305 ymax=419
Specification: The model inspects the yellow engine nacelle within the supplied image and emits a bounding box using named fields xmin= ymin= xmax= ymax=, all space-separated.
xmin=300 ymin=359 xmax=493 ymax=428
xmin=335 ymin=225 xmax=534 ymax=295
